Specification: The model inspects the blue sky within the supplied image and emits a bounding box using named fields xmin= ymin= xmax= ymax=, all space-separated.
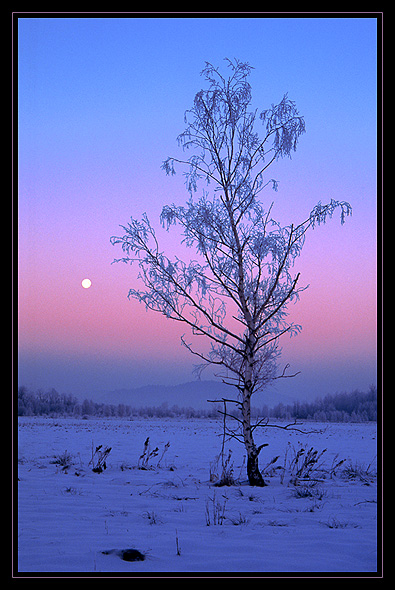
xmin=18 ymin=15 xmax=379 ymax=401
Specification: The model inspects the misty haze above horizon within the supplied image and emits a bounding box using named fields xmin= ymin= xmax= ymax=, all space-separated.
xmin=88 ymin=379 xmax=365 ymax=411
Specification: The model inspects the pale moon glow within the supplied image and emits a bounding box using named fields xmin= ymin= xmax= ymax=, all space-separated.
xmin=81 ymin=278 xmax=92 ymax=289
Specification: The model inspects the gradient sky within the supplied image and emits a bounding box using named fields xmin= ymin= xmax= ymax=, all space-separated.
xmin=17 ymin=15 xmax=378 ymax=403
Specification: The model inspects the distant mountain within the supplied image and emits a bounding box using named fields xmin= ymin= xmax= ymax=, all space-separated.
xmin=94 ymin=380 xmax=293 ymax=410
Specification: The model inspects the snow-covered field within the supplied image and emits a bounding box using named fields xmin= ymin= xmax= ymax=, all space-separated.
xmin=16 ymin=416 xmax=379 ymax=575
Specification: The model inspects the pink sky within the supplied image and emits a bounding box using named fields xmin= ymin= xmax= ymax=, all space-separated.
xmin=17 ymin=17 xmax=378 ymax=401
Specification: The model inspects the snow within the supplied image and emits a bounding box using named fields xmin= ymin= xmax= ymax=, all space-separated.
xmin=16 ymin=417 xmax=379 ymax=575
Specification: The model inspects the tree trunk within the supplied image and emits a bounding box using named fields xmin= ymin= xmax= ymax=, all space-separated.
xmin=242 ymin=378 xmax=267 ymax=487
xmin=246 ymin=447 xmax=267 ymax=487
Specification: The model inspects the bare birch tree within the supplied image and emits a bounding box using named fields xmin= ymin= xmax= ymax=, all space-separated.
xmin=111 ymin=59 xmax=351 ymax=486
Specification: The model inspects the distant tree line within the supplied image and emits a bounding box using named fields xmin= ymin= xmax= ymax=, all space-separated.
xmin=16 ymin=386 xmax=219 ymax=419
xmin=17 ymin=385 xmax=377 ymax=422
xmin=268 ymin=386 xmax=377 ymax=422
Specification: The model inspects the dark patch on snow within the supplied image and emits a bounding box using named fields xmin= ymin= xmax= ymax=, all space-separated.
xmin=102 ymin=548 xmax=145 ymax=562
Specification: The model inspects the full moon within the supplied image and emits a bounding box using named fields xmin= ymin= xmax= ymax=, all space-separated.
xmin=81 ymin=278 xmax=92 ymax=289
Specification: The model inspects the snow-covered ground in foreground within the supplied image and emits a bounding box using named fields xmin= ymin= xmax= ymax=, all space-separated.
xmin=17 ymin=417 xmax=378 ymax=575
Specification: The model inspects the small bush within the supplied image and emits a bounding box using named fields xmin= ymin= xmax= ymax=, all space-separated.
xmin=138 ymin=437 xmax=159 ymax=470
xmin=50 ymin=450 xmax=73 ymax=467
xmin=325 ymin=454 xmax=346 ymax=478
xmin=292 ymin=485 xmax=327 ymax=500
xmin=288 ymin=443 xmax=327 ymax=480
xmin=89 ymin=444 xmax=112 ymax=473
xmin=205 ymin=492 xmax=228 ymax=526
xmin=321 ymin=517 xmax=360 ymax=529
xmin=211 ymin=449 xmax=235 ymax=486
xmin=341 ymin=459 xmax=376 ymax=484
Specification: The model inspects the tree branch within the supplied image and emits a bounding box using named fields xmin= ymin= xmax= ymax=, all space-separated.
xmin=251 ymin=418 xmax=324 ymax=435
